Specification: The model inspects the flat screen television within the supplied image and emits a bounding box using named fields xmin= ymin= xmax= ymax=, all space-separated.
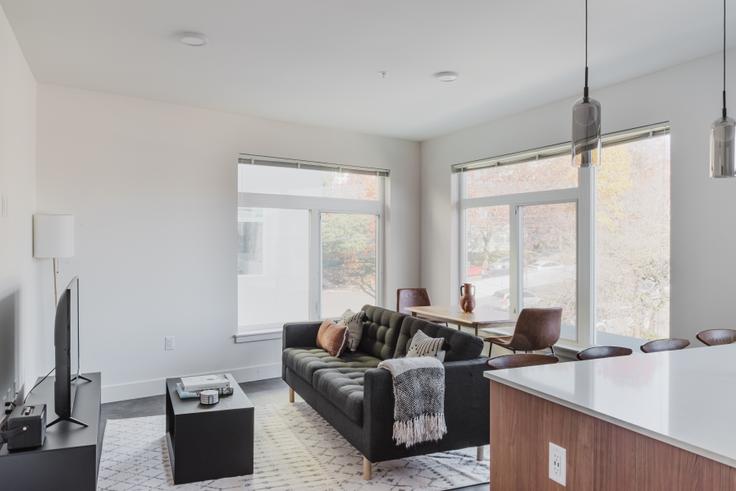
xmin=0 ymin=291 xmax=17 ymax=430
xmin=48 ymin=276 xmax=88 ymax=428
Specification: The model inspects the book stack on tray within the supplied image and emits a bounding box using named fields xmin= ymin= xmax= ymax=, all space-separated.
xmin=176 ymin=373 xmax=235 ymax=400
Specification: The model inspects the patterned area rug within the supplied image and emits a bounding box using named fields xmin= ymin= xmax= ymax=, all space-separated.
xmin=98 ymin=401 xmax=489 ymax=490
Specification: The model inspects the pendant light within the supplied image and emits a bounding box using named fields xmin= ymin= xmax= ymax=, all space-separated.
xmin=572 ymin=0 xmax=602 ymax=168
xmin=710 ymin=0 xmax=736 ymax=178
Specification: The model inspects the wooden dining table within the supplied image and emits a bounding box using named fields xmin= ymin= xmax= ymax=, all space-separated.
xmin=406 ymin=305 xmax=516 ymax=337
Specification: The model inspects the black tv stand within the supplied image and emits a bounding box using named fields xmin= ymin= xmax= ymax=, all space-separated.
xmin=45 ymin=374 xmax=94 ymax=428
xmin=0 ymin=372 xmax=101 ymax=491
xmin=47 ymin=415 xmax=88 ymax=429
xmin=72 ymin=374 xmax=93 ymax=383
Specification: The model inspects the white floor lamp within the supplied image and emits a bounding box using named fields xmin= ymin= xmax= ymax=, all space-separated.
xmin=33 ymin=214 xmax=75 ymax=303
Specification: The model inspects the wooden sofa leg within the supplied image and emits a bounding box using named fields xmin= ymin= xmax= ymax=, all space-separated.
xmin=288 ymin=387 xmax=294 ymax=403
xmin=476 ymin=445 xmax=485 ymax=461
xmin=362 ymin=457 xmax=372 ymax=480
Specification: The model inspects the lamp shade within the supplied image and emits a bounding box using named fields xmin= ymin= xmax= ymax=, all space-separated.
xmin=571 ymin=96 xmax=602 ymax=168
xmin=33 ymin=214 xmax=75 ymax=258
xmin=710 ymin=115 xmax=736 ymax=177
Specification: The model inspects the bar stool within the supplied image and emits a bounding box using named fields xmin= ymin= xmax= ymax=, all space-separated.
xmin=696 ymin=329 xmax=736 ymax=346
xmin=576 ymin=346 xmax=633 ymax=360
xmin=640 ymin=338 xmax=690 ymax=353
xmin=487 ymin=353 xmax=559 ymax=370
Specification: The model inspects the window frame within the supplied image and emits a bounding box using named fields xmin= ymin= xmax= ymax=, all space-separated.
xmin=237 ymin=158 xmax=386 ymax=331
xmin=456 ymin=122 xmax=670 ymax=348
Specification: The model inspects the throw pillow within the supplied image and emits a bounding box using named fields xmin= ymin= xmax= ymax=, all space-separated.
xmin=406 ymin=329 xmax=445 ymax=360
xmin=316 ymin=320 xmax=348 ymax=357
xmin=339 ymin=309 xmax=365 ymax=352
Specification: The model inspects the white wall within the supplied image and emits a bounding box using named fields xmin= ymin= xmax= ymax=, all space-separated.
xmin=36 ymin=85 xmax=421 ymax=402
xmin=420 ymin=50 xmax=736 ymax=344
xmin=0 ymin=5 xmax=40 ymax=401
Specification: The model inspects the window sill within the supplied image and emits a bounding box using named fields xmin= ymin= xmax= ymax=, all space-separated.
xmin=233 ymin=326 xmax=282 ymax=344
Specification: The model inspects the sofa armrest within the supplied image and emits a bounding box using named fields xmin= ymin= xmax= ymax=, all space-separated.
xmin=362 ymin=358 xmax=490 ymax=461
xmin=282 ymin=321 xmax=322 ymax=350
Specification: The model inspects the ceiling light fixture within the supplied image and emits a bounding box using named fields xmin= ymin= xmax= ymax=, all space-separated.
xmin=571 ymin=0 xmax=602 ymax=168
xmin=710 ymin=0 xmax=735 ymax=178
xmin=178 ymin=31 xmax=208 ymax=47
xmin=434 ymin=71 xmax=459 ymax=83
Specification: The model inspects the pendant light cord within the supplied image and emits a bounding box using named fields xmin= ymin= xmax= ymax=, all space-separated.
xmin=583 ymin=0 xmax=590 ymax=101
xmin=723 ymin=0 xmax=728 ymax=118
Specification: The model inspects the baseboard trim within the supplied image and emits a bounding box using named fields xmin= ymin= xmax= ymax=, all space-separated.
xmin=101 ymin=362 xmax=282 ymax=403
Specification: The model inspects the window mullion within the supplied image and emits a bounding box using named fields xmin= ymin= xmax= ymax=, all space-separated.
xmin=577 ymin=167 xmax=595 ymax=346
xmin=510 ymin=205 xmax=522 ymax=316
xmin=309 ymin=209 xmax=322 ymax=320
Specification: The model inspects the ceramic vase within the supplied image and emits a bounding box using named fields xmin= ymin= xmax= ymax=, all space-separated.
xmin=460 ymin=283 xmax=476 ymax=313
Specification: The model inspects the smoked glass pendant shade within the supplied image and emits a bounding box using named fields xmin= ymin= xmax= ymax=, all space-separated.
xmin=571 ymin=96 xmax=602 ymax=168
xmin=710 ymin=115 xmax=736 ymax=177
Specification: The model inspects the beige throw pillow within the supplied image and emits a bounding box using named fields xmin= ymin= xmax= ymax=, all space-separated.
xmin=406 ymin=329 xmax=446 ymax=361
xmin=339 ymin=309 xmax=365 ymax=352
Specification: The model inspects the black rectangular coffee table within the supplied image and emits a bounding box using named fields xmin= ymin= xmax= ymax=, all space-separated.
xmin=165 ymin=375 xmax=254 ymax=484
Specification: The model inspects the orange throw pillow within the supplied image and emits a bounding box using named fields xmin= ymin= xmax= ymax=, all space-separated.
xmin=316 ymin=320 xmax=348 ymax=357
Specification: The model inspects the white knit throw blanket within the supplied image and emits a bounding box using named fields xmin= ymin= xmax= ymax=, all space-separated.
xmin=377 ymin=356 xmax=447 ymax=448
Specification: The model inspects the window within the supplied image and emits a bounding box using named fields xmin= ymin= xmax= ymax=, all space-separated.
xmin=457 ymin=123 xmax=670 ymax=345
xmin=237 ymin=155 xmax=386 ymax=331
xmin=521 ymin=203 xmax=577 ymax=340
xmin=595 ymin=135 xmax=670 ymax=343
xmin=321 ymin=213 xmax=378 ymax=318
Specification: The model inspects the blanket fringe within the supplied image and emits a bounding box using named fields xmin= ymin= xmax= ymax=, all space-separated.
xmin=392 ymin=413 xmax=448 ymax=448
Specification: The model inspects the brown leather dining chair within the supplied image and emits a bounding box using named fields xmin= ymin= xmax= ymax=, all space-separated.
xmin=696 ymin=329 xmax=736 ymax=346
xmin=576 ymin=346 xmax=633 ymax=361
xmin=640 ymin=338 xmax=690 ymax=353
xmin=396 ymin=288 xmax=447 ymax=325
xmin=487 ymin=353 xmax=559 ymax=370
xmin=396 ymin=288 xmax=431 ymax=314
xmin=487 ymin=308 xmax=562 ymax=355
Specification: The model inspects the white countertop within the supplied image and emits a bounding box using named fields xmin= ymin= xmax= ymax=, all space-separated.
xmin=484 ymin=344 xmax=736 ymax=468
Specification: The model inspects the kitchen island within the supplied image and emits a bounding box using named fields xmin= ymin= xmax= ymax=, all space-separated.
xmin=484 ymin=344 xmax=736 ymax=490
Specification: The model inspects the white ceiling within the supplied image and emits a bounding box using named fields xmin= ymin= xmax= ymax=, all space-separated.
xmin=2 ymin=0 xmax=733 ymax=140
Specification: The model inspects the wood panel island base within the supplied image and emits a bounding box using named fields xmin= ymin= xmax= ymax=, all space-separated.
xmin=486 ymin=345 xmax=736 ymax=490
xmin=490 ymin=382 xmax=736 ymax=490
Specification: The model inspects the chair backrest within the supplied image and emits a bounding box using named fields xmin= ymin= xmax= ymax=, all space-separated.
xmin=576 ymin=346 xmax=633 ymax=361
xmin=508 ymin=308 xmax=562 ymax=351
xmin=394 ymin=316 xmax=484 ymax=362
xmin=396 ymin=288 xmax=431 ymax=314
xmin=640 ymin=338 xmax=690 ymax=353
xmin=487 ymin=354 xmax=559 ymax=370
xmin=696 ymin=329 xmax=736 ymax=346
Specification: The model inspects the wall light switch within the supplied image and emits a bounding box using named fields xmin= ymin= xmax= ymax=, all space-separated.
xmin=549 ymin=441 xmax=566 ymax=486
xmin=164 ymin=336 xmax=176 ymax=351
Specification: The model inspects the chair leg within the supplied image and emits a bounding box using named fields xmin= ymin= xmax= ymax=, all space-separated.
xmin=362 ymin=457 xmax=372 ymax=480
xmin=288 ymin=387 xmax=294 ymax=403
xmin=550 ymin=345 xmax=555 ymax=356
xmin=476 ymin=446 xmax=485 ymax=461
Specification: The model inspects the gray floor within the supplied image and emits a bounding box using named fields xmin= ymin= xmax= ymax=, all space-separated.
xmin=101 ymin=377 xmax=488 ymax=491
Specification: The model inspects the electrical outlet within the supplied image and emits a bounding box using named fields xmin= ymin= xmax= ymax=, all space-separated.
xmin=164 ymin=336 xmax=176 ymax=351
xmin=549 ymin=442 xmax=566 ymax=486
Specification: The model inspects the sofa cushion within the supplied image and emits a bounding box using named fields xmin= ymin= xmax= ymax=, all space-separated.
xmin=358 ymin=305 xmax=404 ymax=360
xmin=394 ymin=316 xmax=484 ymax=362
xmin=283 ymin=347 xmax=381 ymax=383
xmin=316 ymin=320 xmax=348 ymax=357
xmin=312 ymin=368 xmax=369 ymax=424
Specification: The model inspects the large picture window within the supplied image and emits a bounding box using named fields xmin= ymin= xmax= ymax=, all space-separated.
xmin=457 ymin=123 xmax=670 ymax=346
xmin=237 ymin=155 xmax=386 ymax=331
